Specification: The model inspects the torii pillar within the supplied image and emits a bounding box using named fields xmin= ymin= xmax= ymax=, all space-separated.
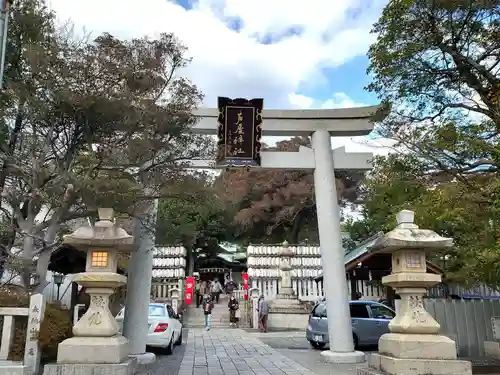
xmin=190 ymin=105 xmax=388 ymax=363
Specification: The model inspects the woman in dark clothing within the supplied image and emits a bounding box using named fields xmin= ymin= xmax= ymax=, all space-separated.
xmin=228 ymin=295 xmax=239 ymax=327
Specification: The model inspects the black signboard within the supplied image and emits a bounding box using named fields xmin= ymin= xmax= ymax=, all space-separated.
xmin=216 ymin=97 xmax=263 ymax=167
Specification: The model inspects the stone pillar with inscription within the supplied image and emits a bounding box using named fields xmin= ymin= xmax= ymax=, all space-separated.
xmin=44 ymin=208 xmax=136 ymax=375
xmin=358 ymin=210 xmax=472 ymax=375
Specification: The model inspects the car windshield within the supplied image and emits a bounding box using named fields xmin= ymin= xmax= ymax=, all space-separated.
xmin=313 ymin=303 xmax=327 ymax=317
xmin=148 ymin=305 xmax=166 ymax=317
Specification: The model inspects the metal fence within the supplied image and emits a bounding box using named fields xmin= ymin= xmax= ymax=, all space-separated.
xmin=425 ymin=298 xmax=500 ymax=357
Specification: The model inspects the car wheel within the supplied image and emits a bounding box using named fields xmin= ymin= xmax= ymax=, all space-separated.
xmin=353 ymin=333 xmax=359 ymax=350
xmin=174 ymin=330 xmax=183 ymax=346
xmin=164 ymin=334 xmax=174 ymax=355
xmin=309 ymin=341 xmax=325 ymax=350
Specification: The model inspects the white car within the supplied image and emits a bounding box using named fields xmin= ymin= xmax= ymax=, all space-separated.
xmin=116 ymin=303 xmax=183 ymax=354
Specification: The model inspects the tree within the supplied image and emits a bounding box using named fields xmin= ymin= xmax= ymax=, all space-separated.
xmin=0 ymin=0 xmax=211 ymax=290
xmin=156 ymin=172 xmax=234 ymax=274
xmin=216 ymin=136 xmax=364 ymax=244
xmin=367 ymin=0 xmax=500 ymax=179
xmin=344 ymin=153 xmax=500 ymax=288
xmin=363 ymin=0 xmax=500 ymax=287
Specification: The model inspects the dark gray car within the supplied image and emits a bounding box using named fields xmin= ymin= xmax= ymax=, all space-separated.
xmin=306 ymin=300 xmax=395 ymax=349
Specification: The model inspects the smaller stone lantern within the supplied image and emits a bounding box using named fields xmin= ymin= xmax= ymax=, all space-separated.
xmin=54 ymin=208 xmax=134 ymax=367
xmin=358 ymin=210 xmax=472 ymax=375
xmin=169 ymin=288 xmax=180 ymax=314
xmin=277 ymin=241 xmax=294 ymax=299
xmin=268 ymin=241 xmax=312 ymax=330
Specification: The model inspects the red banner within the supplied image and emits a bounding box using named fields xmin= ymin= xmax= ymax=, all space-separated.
xmin=242 ymin=272 xmax=249 ymax=300
xmin=185 ymin=276 xmax=195 ymax=305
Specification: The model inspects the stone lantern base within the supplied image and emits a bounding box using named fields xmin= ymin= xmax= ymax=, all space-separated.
xmin=358 ymin=332 xmax=472 ymax=375
xmin=359 ymin=351 xmax=472 ymax=375
xmin=268 ymin=295 xmax=312 ymax=330
xmin=57 ymin=335 xmax=130 ymax=364
xmin=44 ymin=358 xmax=136 ymax=375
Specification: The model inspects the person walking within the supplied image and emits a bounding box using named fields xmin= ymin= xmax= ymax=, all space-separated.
xmin=195 ymin=279 xmax=202 ymax=308
xmin=257 ymin=295 xmax=269 ymax=333
xmin=200 ymin=280 xmax=208 ymax=301
xmin=228 ymin=295 xmax=239 ymax=328
xmin=210 ymin=277 xmax=222 ymax=303
xmin=224 ymin=278 xmax=236 ymax=296
xmin=202 ymin=294 xmax=214 ymax=331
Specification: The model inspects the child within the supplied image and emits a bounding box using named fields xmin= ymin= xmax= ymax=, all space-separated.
xmin=202 ymin=294 xmax=214 ymax=331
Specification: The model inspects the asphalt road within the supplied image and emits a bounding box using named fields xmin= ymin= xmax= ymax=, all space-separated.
xmin=141 ymin=329 xmax=189 ymax=375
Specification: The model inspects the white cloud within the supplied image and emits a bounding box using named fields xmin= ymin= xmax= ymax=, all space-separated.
xmin=285 ymin=92 xmax=397 ymax=156
xmin=288 ymin=92 xmax=366 ymax=110
xmin=48 ymin=0 xmax=395 ymax=156
xmin=47 ymin=0 xmax=385 ymax=109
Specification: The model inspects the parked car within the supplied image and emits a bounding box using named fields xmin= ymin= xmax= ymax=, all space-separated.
xmin=306 ymin=300 xmax=395 ymax=349
xmin=115 ymin=303 xmax=183 ymax=354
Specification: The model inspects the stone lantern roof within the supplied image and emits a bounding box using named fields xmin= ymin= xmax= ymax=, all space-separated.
xmin=369 ymin=210 xmax=453 ymax=253
xmin=63 ymin=208 xmax=134 ymax=251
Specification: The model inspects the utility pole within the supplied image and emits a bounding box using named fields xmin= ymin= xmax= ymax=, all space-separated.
xmin=0 ymin=0 xmax=12 ymax=89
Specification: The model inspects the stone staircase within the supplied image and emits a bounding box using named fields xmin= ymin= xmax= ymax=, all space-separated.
xmin=184 ymin=296 xmax=232 ymax=328
xmin=184 ymin=294 xmax=251 ymax=328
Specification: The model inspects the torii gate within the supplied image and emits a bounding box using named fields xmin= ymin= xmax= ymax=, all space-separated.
xmin=191 ymin=104 xmax=387 ymax=363
xmin=122 ymin=102 xmax=387 ymax=365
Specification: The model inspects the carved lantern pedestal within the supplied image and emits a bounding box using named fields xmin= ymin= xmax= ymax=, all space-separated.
xmin=358 ymin=210 xmax=472 ymax=375
xmin=48 ymin=208 xmax=135 ymax=371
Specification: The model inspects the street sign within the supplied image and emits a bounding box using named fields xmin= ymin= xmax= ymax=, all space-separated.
xmin=216 ymin=97 xmax=263 ymax=167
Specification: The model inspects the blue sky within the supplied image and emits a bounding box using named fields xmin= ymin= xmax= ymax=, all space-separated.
xmin=298 ymin=56 xmax=379 ymax=107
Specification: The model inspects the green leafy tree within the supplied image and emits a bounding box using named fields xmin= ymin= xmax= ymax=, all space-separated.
xmin=156 ymin=173 xmax=234 ymax=274
xmin=216 ymin=136 xmax=364 ymax=244
xmin=344 ymin=153 xmax=500 ymax=288
xmin=0 ymin=0 xmax=210 ymax=291
xmin=363 ymin=0 xmax=500 ymax=287
xmin=368 ymin=0 xmax=499 ymax=178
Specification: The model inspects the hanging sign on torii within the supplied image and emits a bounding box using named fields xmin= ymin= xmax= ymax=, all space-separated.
xmin=215 ymin=97 xmax=263 ymax=168
xmin=189 ymin=98 xmax=381 ymax=171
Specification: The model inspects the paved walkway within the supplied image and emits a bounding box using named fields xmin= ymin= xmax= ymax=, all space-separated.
xmin=177 ymin=328 xmax=364 ymax=375
xmin=178 ymin=328 xmax=316 ymax=375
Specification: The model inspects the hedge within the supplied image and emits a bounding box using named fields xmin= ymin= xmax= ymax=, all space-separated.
xmin=0 ymin=288 xmax=72 ymax=362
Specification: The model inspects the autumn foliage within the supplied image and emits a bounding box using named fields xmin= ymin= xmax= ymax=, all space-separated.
xmin=216 ymin=136 xmax=364 ymax=244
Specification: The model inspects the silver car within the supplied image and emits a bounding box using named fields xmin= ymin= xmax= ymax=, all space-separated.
xmin=306 ymin=300 xmax=395 ymax=349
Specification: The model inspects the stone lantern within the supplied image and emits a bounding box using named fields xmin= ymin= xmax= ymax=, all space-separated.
xmin=169 ymin=288 xmax=180 ymax=314
xmin=277 ymin=240 xmax=294 ymax=298
xmin=359 ymin=210 xmax=472 ymax=375
xmin=53 ymin=208 xmax=135 ymax=367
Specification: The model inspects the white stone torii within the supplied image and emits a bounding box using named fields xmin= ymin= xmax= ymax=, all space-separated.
xmin=194 ymin=104 xmax=386 ymax=364
xmin=122 ymin=104 xmax=387 ymax=365
xmin=186 ymin=145 xmax=372 ymax=170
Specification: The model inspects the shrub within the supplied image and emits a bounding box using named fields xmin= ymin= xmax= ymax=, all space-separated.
xmin=0 ymin=288 xmax=72 ymax=362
